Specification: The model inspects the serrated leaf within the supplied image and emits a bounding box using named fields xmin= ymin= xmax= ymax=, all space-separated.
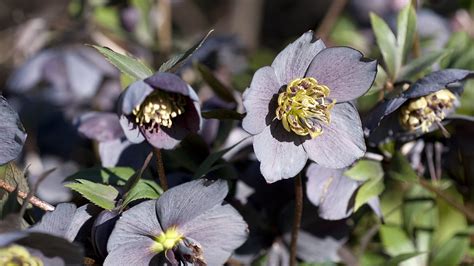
xmin=65 ymin=167 xmax=135 ymax=186
xmin=193 ymin=137 xmax=248 ymax=179
xmin=370 ymin=12 xmax=398 ymax=79
xmin=387 ymin=252 xmax=424 ymax=266
xmin=398 ymin=50 xmax=450 ymax=80
xmin=388 ymin=152 xmax=418 ymax=182
xmin=201 ymin=109 xmax=245 ymax=120
xmin=121 ymin=180 xmax=162 ymax=208
xmin=396 ymin=4 xmax=417 ymax=65
xmin=354 ymin=175 xmax=384 ymax=211
xmin=196 ymin=63 xmax=236 ymax=103
xmin=91 ymin=45 xmax=153 ymax=80
xmin=158 ymin=30 xmax=213 ymax=72
xmin=344 ymin=159 xmax=383 ymax=182
xmin=65 ymin=179 xmax=119 ymax=210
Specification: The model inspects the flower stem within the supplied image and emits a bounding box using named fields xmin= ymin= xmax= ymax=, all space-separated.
xmin=289 ymin=173 xmax=303 ymax=266
xmin=154 ymin=148 xmax=169 ymax=191
xmin=411 ymin=0 xmax=421 ymax=58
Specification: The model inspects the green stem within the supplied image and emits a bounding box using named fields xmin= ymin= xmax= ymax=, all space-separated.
xmin=154 ymin=148 xmax=168 ymax=191
xmin=289 ymin=173 xmax=303 ymax=266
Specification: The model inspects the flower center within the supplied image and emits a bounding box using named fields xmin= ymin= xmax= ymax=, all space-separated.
xmin=151 ymin=227 xmax=183 ymax=254
xmin=0 ymin=245 xmax=43 ymax=266
xmin=132 ymin=90 xmax=186 ymax=131
xmin=399 ymin=89 xmax=456 ymax=132
xmin=275 ymin=77 xmax=336 ymax=138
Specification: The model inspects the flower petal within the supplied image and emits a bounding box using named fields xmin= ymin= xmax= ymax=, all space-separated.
xmin=303 ymin=102 xmax=365 ymax=168
xmin=271 ymin=31 xmax=326 ymax=85
xmin=119 ymin=115 xmax=145 ymax=144
xmin=108 ymin=200 xmax=163 ymax=252
xmin=253 ymin=123 xmax=308 ymax=183
xmin=104 ymin=240 xmax=157 ymax=266
xmin=306 ymin=47 xmax=377 ymax=102
xmin=98 ymin=139 xmax=133 ymax=167
xmin=242 ymin=66 xmax=280 ymax=135
xmin=144 ymin=72 xmax=191 ymax=96
xmin=120 ymin=80 xmax=153 ymax=114
xmin=0 ymin=96 xmax=27 ymax=165
xmin=403 ymin=69 xmax=473 ymax=98
xmin=77 ymin=112 xmax=123 ymax=142
xmin=306 ymin=163 xmax=360 ymax=220
xmin=180 ymin=204 xmax=248 ymax=265
xmin=156 ymin=179 xmax=228 ymax=229
xmin=142 ymin=126 xmax=184 ymax=150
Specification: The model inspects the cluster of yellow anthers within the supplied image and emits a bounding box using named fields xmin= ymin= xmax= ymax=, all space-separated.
xmin=276 ymin=77 xmax=336 ymax=138
xmin=132 ymin=90 xmax=186 ymax=131
xmin=399 ymin=89 xmax=457 ymax=132
xmin=0 ymin=245 xmax=43 ymax=266
xmin=151 ymin=227 xmax=183 ymax=254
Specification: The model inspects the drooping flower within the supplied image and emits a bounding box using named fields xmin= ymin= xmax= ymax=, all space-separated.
xmin=104 ymin=179 xmax=248 ymax=265
xmin=305 ymin=163 xmax=382 ymax=220
xmin=0 ymin=96 xmax=27 ymax=165
xmin=119 ymin=72 xmax=202 ymax=150
xmin=242 ymin=31 xmax=377 ymax=182
xmin=365 ymin=69 xmax=473 ymax=145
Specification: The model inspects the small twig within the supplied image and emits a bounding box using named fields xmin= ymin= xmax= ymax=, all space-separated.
xmin=315 ymin=0 xmax=348 ymax=40
xmin=289 ymin=173 xmax=303 ymax=266
xmin=435 ymin=120 xmax=451 ymax=138
xmin=154 ymin=148 xmax=168 ymax=191
xmin=0 ymin=179 xmax=55 ymax=212
xmin=20 ymin=168 xmax=55 ymax=215
xmin=418 ymin=178 xmax=474 ymax=223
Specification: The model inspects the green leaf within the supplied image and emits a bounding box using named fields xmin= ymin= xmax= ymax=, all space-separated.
xmin=398 ymin=50 xmax=450 ymax=80
xmin=431 ymin=235 xmax=469 ymax=266
xmin=121 ymin=180 xmax=162 ymax=207
xmin=370 ymin=12 xmax=398 ymax=79
xmin=387 ymin=252 xmax=424 ymax=266
xmin=380 ymin=225 xmax=416 ymax=257
xmin=365 ymin=64 xmax=387 ymax=96
xmin=396 ymin=4 xmax=417 ymax=65
xmin=387 ymin=152 xmax=418 ymax=182
xmin=65 ymin=179 xmax=119 ymax=210
xmin=354 ymin=174 xmax=384 ymax=211
xmin=201 ymin=109 xmax=245 ymax=120
xmin=91 ymin=45 xmax=153 ymax=80
xmin=196 ymin=63 xmax=236 ymax=103
xmin=344 ymin=159 xmax=383 ymax=182
xmin=158 ymin=30 xmax=214 ymax=73
xmin=193 ymin=137 xmax=248 ymax=179
xmin=65 ymin=167 xmax=135 ymax=186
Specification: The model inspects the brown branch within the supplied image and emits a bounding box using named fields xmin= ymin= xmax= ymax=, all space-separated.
xmin=0 ymin=179 xmax=54 ymax=212
xmin=418 ymin=178 xmax=474 ymax=223
xmin=315 ymin=0 xmax=348 ymax=40
xmin=289 ymin=174 xmax=303 ymax=266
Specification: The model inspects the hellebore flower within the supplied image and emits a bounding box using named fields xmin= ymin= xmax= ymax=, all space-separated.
xmin=119 ymin=72 xmax=202 ymax=150
xmin=365 ymin=69 xmax=473 ymax=145
xmin=0 ymin=96 xmax=27 ymax=165
xmin=104 ymin=179 xmax=248 ymax=265
xmin=305 ymin=163 xmax=381 ymax=220
xmin=242 ymin=31 xmax=377 ymax=182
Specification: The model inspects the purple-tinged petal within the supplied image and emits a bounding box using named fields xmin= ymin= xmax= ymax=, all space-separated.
xmin=403 ymin=69 xmax=473 ymax=98
xmin=368 ymin=197 xmax=383 ymax=219
xmin=303 ymin=102 xmax=365 ymax=169
xmin=180 ymin=204 xmax=248 ymax=265
xmin=0 ymin=96 xmax=27 ymax=165
xmin=242 ymin=66 xmax=280 ymax=135
xmin=65 ymin=52 xmax=102 ymax=99
xmin=363 ymin=97 xmax=407 ymax=135
xmin=92 ymin=210 xmax=120 ymax=259
xmin=271 ymin=31 xmax=325 ymax=85
xmin=119 ymin=115 xmax=145 ymax=144
xmin=75 ymin=46 xmax=118 ymax=76
xmin=142 ymin=126 xmax=184 ymax=150
xmin=120 ymin=80 xmax=153 ymax=114
xmin=306 ymin=47 xmax=377 ymax=102
xmin=253 ymin=123 xmax=308 ymax=183
xmin=98 ymin=139 xmax=133 ymax=167
xmin=144 ymin=72 xmax=191 ymax=96
xmin=282 ymin=230 xmax=344 ymax=263
xmin=77 ymin=112 xmax=123 ymax=142
xmin=156 ymin=179 xmax=228 ymax=229
xmin=306 ymin=164 xmax=359 ymax=220
xmin=104 ymin=240 xmax=157 ymax=266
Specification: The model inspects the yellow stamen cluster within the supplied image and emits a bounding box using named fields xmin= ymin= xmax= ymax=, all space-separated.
xmin=132 ymin=90 xmax=186 ymax=132
xmin=399 ymin=89 xmax=456 ymax=132
xmin=276 ymin=77 xmax=336 ymax=138
xmin=0 ymin=245 xmax=43 ymax=266
xmin=151 ymin=227 xmax=183 ymax=254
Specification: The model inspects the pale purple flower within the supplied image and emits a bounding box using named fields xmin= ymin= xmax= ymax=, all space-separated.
xmin=242 ymin=31 xmax=377 ymax=182
xmin=0 ymin=96 xmax=27 ymax=165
